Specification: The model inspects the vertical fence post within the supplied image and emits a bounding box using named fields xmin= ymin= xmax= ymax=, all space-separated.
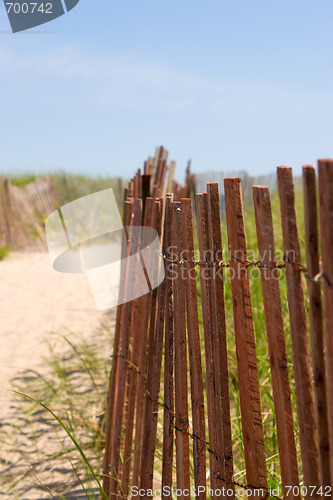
xmin=252 ymin=185 xmax=300 ymax=498
xmin=131 ymin=198 xmax=156 ymax=489
xmin=303 ymin=165 xmax=331 ymax=487
xmin=162 ymin=194 xmax=175 ymax=499
xmin=171 ymin=201 xmax=190 ymax=499
xmin=224 ymin=178 xmax=268 ymax=496
xmin=196 ymin=192 xmax=219 ymax=496
xmin=109 ymin=198 xmax=136 ymax=498
xmin=139 ymin=200 xmax=165 ymax=496
xmin=121 ymin=199 xmax=143 ymax=496
xmin=102 ymin=154 xmax=333 ymax=500
xmin=206 ymin=183 xmax=234 ymax=496
xmin=317 ymin=159 xmax=333 ymax=487
xmin=102 ymin=199 xmax=134 ymax=497
xmin=142 ymin=175 xmax=151 ymax=221
xmin=277 ymin=166 xmax=320 ymax=493
xmin=181 ymin=198 xmax=206 ymax=498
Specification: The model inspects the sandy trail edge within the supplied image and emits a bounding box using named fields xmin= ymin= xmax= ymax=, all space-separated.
xmin=0 ymin=252 xmax=116 ymax=499
xmin=0 ymin=252 xmax=111 ymax=418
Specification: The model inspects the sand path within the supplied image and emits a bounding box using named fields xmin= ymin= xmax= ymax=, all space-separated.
xmin=0 ymin=252 xmax=114 ymax=499
xmin=0 ymin=252 xmax=110 ymax=415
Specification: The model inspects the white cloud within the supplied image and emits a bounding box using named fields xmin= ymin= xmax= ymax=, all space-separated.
xmin=0 ymin=41 xmax=332 ymax=118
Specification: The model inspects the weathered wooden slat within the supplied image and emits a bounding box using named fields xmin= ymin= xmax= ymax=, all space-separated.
xmin=303 ymin=165 xmax=331 ymax=487
xmin=277 ymin=166 xmax=320 ymax=492
xmin=107 ymin=198 xmax=136 ymax=498
xmin=252 ymin=185 xmax=300 ymax=498
xmin=0 ymin=177 xmax=11 ymax=248
xmin=180 ymin=198 xmax=206 ymax=499
xmin=172 ymin=201 xmax=190 ymax=499
xmin=142 ymin=175 xmax=151 ymax=222
xmin=224 ymin=178 xmax=267 ymax=495
xmin=102 ymin=199 xmax=134 ymax=497
xmin=131 ymin=198 xmax=155 ymax=488
xmin=100 ymin=150 xmax=333 ymax=500
xmin=139 ymin=200 xmax=166 ymax=495
xmin=167 ymin=161 xmax=176 ymax=194
xmin=317 ymin=159 xmax=333 ymax=487
xmin=121 ymin=199 xmax=143 ymax=496
xmin=206 ymin=183 xmax=234 ymax=496
xmin=162 ymin=194 xmax=175 ymax=499
xmin=196 ymin=192 xmax=219 ymax=495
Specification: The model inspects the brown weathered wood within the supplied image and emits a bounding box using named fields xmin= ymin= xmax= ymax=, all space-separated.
xmin=167 ymin=161 xmax=176 ymax=194
xmin=252 ymin=185 xmax=300 ymax=498
xmin=102 ymin=149 xmax=333 ymax=500
xmin=142 ymin=175 xmax=151 ymax=222
xmin=172 ymin=201 xmax=190 ymax=499
xmin=107 ymin=199 xmax=136 ymax=497
xmin=131 ymin=198 xmax=155 ymax=488
xmin=139 ymin=200 xmax=166 ymax=495
xmin=180 ymin=198 xmax=206 ymax=499
xmin=196 ymin=192 xmax=219 ymax=495
xmin=317 ymin=159 xmax=333 ymax=487
xmin=277 ymin=166 xmax=321 ymax=493
xmin=124 ymin=187 xmax=132 ymax=201
xmin=152 ymin=147 xmax=166 ymax=198
xmin=206 ymin=183 xmax=234 ymax=496
xmin=224 ymin=178 xmax=267 ymax=495
xmin=162 ymin=194 xmax=175 ymax=499
xmin=102 ymin=199 xmax=134 ymax=497
xmin=109 ymin=197 xmax=142 ymax=498
xmin=303 ymin=165 xmax=331 ymax=487
xmin=121 ymin=199 xmax=143 ymax=496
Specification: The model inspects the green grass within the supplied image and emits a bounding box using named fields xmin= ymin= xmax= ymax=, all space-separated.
xmin=8 ymin=171 xmax=125 ymax=210
xmin=0 ymin=182 xmax=310 ymax=499
xmin=0 ymin=330 xmax=112 ymax=498
xmin=0 ymin=245 xmax=10 ymax=260
xmin=191 ymin=183 xmax=306 ymax=493
xmin=9 ymin=174 xmax=38 ymax=187
xmin=222 ymin=184 xmax=307 ymax=490
xmin=52 ymin=173 xmax=125 ymax=208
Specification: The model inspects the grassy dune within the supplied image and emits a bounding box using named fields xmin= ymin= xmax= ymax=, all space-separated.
xmin=0 ymin=180 xmax=309 ymax=498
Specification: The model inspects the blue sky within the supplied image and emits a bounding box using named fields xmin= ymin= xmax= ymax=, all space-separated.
xmin=0 ymin=0 xmax=332 ymax=180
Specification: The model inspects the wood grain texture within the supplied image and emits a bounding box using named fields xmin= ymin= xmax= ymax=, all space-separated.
xmin=277 ymin=166 xmax=320 ymax=494
xmin=224 ymin=178 xmax=267 ymax=495
xmin=252 ymin=185 xmax=300 ymax=498
xmin=162 ymin=194 xmax=175 ymax=499
xmin=206 ymin=183 xmax=234 ymax=495
xmin=172 ymin=201 xmax=190 ymax=499
xmin=121 ymin=199 xmax=143 ymax=496
xmin=139 ymin=200 xmax=165 ymax=495
xmin=102 ymin=199 xmax=134 ymax=497
xmin=131 ymin=198 xmax=155 ymax=488
xmin=317 ymin=159 xmax=333 ymax=487
xmin=181 ymin=198 xmax=206 ymax=499
xmin=109 ymin=199 xmax=136 ymax=498
xmin=303 ymin=165 xmax=331 ymax=487
xmin=196 ymin=192 xmax=219 ymax=495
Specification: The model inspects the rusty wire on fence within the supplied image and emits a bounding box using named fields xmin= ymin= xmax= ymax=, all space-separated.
xmin=101 ymin=148 xmax=333 ymax=500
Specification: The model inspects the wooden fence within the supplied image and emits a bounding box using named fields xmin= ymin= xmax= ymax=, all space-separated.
xmin=102 ymin=154 xmax=333 ymax=500
xmin=0 ymin=174 xmax=123 ymax=251
xmin=0 ymin=176 xmax=59 ymax=250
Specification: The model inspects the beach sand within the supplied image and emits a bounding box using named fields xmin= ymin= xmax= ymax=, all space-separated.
xmin=0 ymin=252 xmax=114 ymax=498
xmin=0 ymin=252 xmax=110 ymax=410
